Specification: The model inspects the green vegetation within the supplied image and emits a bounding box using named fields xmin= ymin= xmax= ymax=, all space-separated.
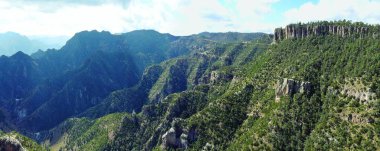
xmin=1 ymin=22 xmax=379 ymax=150
xmin=41 ymin=22 xmax=380 ymax=150
xmin=0 ymin=131 xmax=47 ymax=151
xmin=46 ymin=113 xmax=126 ymax=151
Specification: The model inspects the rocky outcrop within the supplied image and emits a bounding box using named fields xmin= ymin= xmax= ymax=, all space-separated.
xmin=275 ymin=78 xmax=312 ymax=101
xmin=161 ymin=124 xmax=196 ymax=150
xmin=209 ymin=71 xmax=233 ymax=84
xmin=274 ymin=22 xmax=380 ymax=42
xmin=327 ymin=79 xmax=376 ymax=103
xmin=0 ymin=136 xmax=25 ymax=151
xmin=161 ymin=127 xmax=181 ymax=149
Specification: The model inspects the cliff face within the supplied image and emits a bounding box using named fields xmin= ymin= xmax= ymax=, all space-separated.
xmin=275 ymin=78 xmax=312 ymax=101
xmin=274 ymin=22 xmax=380 ymax=42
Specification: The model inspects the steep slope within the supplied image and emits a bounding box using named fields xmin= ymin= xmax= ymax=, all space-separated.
xmin=42 ymin=34 xmax=272 ymax=150
xmin=34 ymin=30 xmax=126 ymax=78
xmin=227 ymin=21 xmax=380 ymax=150
xmin=19 ymin=51 xmax=139 ymax=131
xmin=0 ymin=29 xmax=267 ymax=136
xmin=79 ymin=65 xmax=164 ymax=118
xmin=3 ymin=21 xmax=377 ymax=150
xmin=42 ymin=113 xmax=126 ymax=151
xmin=79 ymin=34 xmax=270 ymax=118
xmin=41 ymin=21 xmax=380 ymax=150
xmin=0 ymin=52 xmax=42 ymax=102
xmin=7 ymin=30 xmax=197 ymax=132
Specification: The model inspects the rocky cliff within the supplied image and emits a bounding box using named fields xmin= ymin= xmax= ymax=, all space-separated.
xmin=274 ymin=21 xmax=380 ymax=42
xmin=275 ymin=78 xmax=312 ymax=101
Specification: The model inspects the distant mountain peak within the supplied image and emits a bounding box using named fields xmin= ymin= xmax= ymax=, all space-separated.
xmin=62 ymin=30 xmax=117 ymax=53
xmin=70 ymin=30 xmax=113 ymax=40
xmin=11 ymin=51 xmax=29 ymax=59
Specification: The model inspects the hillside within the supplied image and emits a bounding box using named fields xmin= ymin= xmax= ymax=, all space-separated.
xmin=0 ymin=30 xmax=266 ymax=133
xmin=35 ymin=21 xmax=380 ymax=150
xmin=0 ymin=21 xmax=378 ymax=150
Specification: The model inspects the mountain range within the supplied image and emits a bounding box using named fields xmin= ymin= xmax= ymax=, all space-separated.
xmin=0 ymin=21 xmax=379 ymax=150
xmin=0 ymin=32 xmax=68 ymax=56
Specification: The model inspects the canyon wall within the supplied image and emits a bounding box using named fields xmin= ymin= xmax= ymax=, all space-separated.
xmin=274 ymin=22 xmax=380 ymax=42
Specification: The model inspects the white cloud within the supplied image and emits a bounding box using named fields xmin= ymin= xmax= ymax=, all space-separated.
xmin=284 ymin=0 xmax=380 ymax=25
xmin=1 ymin=0 xmax=379 ymax=37
xmin=0 ymin=1 xmax=128 ymax=36
xmin=0 ymin=0 xmax=278 ymax=36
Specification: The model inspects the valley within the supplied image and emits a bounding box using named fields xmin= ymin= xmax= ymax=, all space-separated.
xmin=0 ymin=21 xmax=379 ymax=150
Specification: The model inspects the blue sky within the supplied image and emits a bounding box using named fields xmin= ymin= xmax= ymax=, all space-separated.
xmin=0 ymin=0 xmax=379 ymax=36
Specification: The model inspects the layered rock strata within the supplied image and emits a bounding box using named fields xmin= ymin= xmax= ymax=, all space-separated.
xmin=274 ymin=22 xmax=380 ymax=42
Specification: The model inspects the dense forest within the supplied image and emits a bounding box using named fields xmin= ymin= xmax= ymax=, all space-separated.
xmin=0 ymin=21 xmax=379 ymax=150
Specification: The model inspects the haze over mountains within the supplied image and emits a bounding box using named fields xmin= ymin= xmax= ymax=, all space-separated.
xmin=0 ymin=32 xmax=68 ymax=56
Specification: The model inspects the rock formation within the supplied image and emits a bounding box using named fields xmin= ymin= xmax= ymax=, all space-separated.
xmin=161 ymin=125 xmax=196 ymax=149
xmin=161 ymin=127 xmax=181 ymax=149
xmin=209 ymin=71 xmax=233 ymax=84
xmin=275 ymin=78 xmax=311 ymax=101
xmin=274 ymin=22 xmax=380 ymax=42
xmin=160 ymin=118 xmax=197 ymax=150
xmin=0 ymin=136 xmax=25 ymax=151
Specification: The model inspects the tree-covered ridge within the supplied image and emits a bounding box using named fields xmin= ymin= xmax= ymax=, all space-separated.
xmin=40 ymin=34 xmax=272 ymax=150
xmin=0 ymin=28 xmax=266 ymax=134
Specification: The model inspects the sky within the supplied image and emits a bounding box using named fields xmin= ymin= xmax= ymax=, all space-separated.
xmin=0 ymin=0 xmax=380 ymax=37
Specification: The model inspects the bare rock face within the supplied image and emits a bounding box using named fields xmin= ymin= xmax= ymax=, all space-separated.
xmin=0 ymin=136 xmax=25 ymax=151
xmin=161 ymin=123 xmax=196 ymax=150
xmin=275 ymin=78 xmax=311 ymax=101
xmin=209 ymin=71 xmax=233 ymax=84
xmin=274 ymin=22 xmax=380 ymax=42
xmin=161 ymin=127 xmax=180 ymax=149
